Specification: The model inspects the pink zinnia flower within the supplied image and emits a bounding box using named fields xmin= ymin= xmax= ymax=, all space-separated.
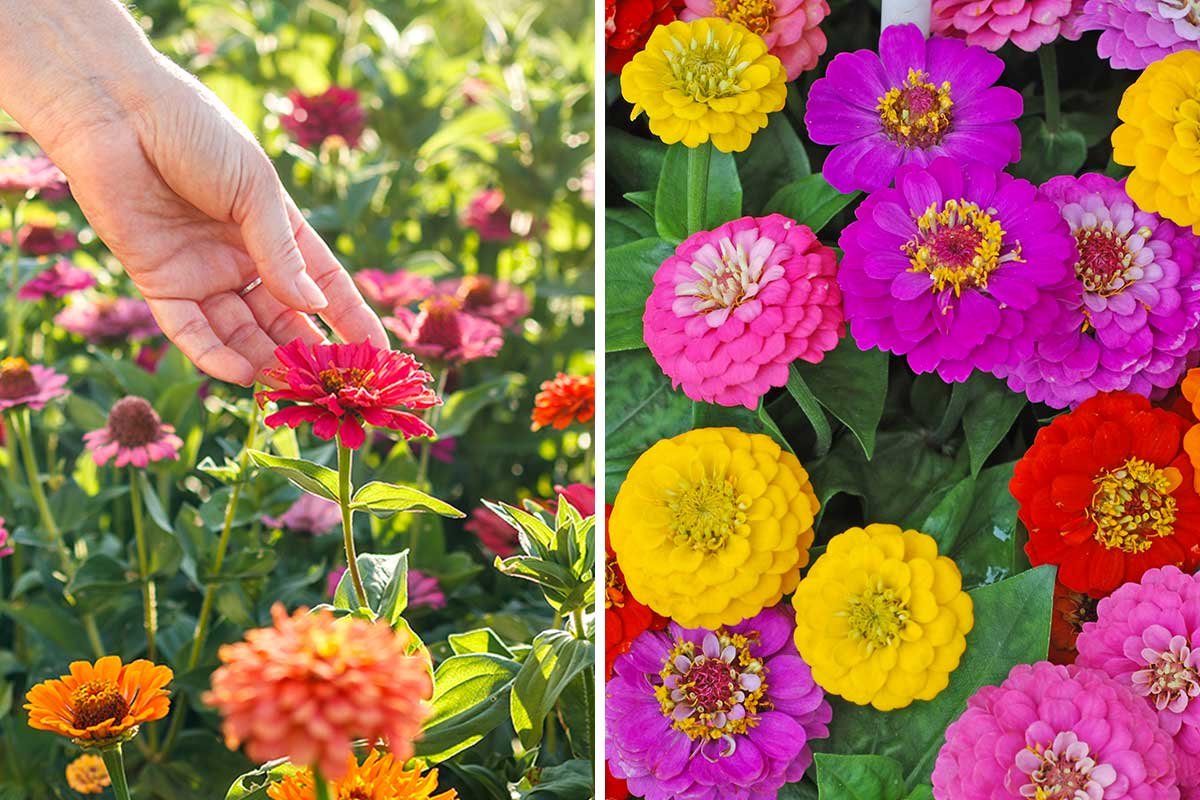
xmin=0 ymin=155 xmax=66 ymax=199
xmin=933 ymin=660 xmax=1179 ymax=799
xmin=437 ymin=275 xmax=531 ymax=329
xmin=680 ymin=0 xmax=829 ymax=79
xmin=408 ymin=569 xmax=446 ymax=610
xmin=204 ymin=604 xmax=432 ymax=780
xmin=383 ymin=298 xmax=504 ymax=365
xmin=135 ymin=341 xmax=171 ymax=374
xmin=644 ymin=214 xmax=843 ymax=409
xmin=555 ymin=483 xmax=596 ymax=516
xmin=264 ymin=493 xmax=342 ymax=535
xmin=0 ymin=517 xmax=12 ymax=559
xmin=1 ymin=224 xmax=78 ymax=256
xmin=17 ymin=260 xmax=95 ymax=301
xmin=931 ymin=0 xmax=1074 ymax=50
xmin=84 ymin=396 xmax=183 ymax=468
xmin=257 ymin=339 xmax=440 ymax=450
xmin=55 ymin=296 xmax=161 ymax=344
xmin=325 ymin=566 xmax=347 ymax=599
xmin=430 ymin=435 xmax=456 ymax=463
xmin=465 ymin=506 xmax=518 ymax=557
xmin=461 ymin=189 xmax=514 ymax=241
xmin=0 ymin=357 xmax=68 ymax=412
xmin=1066 ymin=0 xmax=1200 ymax=70
xmin=281 ymin=86 xmax=366 ymax=149
xmin=353 ymin=269 xmax=434 ymax=310
xmin=1076 ymin=566 xmax=1200 ymax=797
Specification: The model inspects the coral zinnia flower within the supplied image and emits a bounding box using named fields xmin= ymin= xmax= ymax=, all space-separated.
xmin=0 ymin=356 xmax=69 ymax=412
xmin=531 ymin=372 xmax=595 ymax=431
xmin=281 ymin=86 xmax=366 ymax=150
xmin=792 ymin=523 xmax=974 ymax=711
xmin=17 ymin=260 xmax=95 ymax=301
xmin=681 ymin=0 xmax=829 ymax=80
xmin=605 ymin=0 xmax=682 ymax=74
xmin=1048 ymin=581 xmax=1097 ymax=665
xmin=436 ymin=275 xmax=530 ymax=329
xmin=384 ymin=298 xmax=504 ymax=365
xmin=55 ymin=297 xmax=161 ymax=344
xmin=931 ymin=0 xmax=1074 ymax=51
xmin=805 ymin=24 xmax=1022 ymax=194
xmin=643 ymin=214 xmax=843 ymax=409
xmin=205 ymin=604 xmax=432 ymax=780
xmin=354 ymin=269 xmax=435 ymax=311
xmin=605 ymin=534 xmax=667 ymax=680
xmin=460 ymin=189 xmax=514 ymax=242
xmin=0 ymin=155 xmax=66 ymax=199
xmin=267 ymin=749 xmax=456 ymax=800
xmin=620 ymin=18 xmax=787 ymax=153
xmin=84 ymin=396 xmax=183 ymax=468
xmin=257 ymin=339 xmax=439 ymax=450
xmin=1011 ymin=391 xmax=1200 ymax=597
xmin=610 ymin=427 xmax=818 ymax=628
xmin=1113 ymin=50 xmax=1200 ymax=233
xmin=263 ymin=493 xmax=342 ymax=535
xmin=25 ymin=656 xmax=173 ymax=746
xmin=1 ymin=223 xmax=78 ymax=256
xmin=1069 ymin=0 xmax=1200 ymax=70
xmin=65 ymin=754 xmax=110 ymax=795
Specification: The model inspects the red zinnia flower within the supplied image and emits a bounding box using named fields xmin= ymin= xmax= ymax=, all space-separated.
xmin=531 ymin=373 xmax=595 ymax=431
xmin=1 ymin=223 xmax=77 ymax=256
xmin=604 ymin=527 xmax=666 ymax=680
xmin=1011 ymin=391 xmax=1200 ymax=597
xmin=605 ymin=764 xmax=630 ymax=800
xmin=464 ymin=506 xmax=518 ymax=557
xmin=1048 ymin=581 xmax=1098 ymax=665
xmin=257 ymin=339 xmax=439 ymax=450
xmin=605 ymin=0 xmax=683 ymax=74
xmin=281 ymin=86 xmax=366 ymax=150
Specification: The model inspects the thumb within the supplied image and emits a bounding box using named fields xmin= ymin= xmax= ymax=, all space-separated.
xmin=235 ymin=154 xmax=328 ymax=313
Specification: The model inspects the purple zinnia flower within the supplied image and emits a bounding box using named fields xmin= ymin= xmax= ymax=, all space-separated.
xmin=55 ymin=296 xmax=161 ymax=344
xmin=838 ymin=157 xmax=1077 ymax=383
xmin=606 ymin=606 xmax=831 ymax=800
xmin=805 ymin=23 xmax=1022 ymax=194
xmin=1006 ymin=174 xmax=1200 ymax=408
xmin=408 ymin=569 xmax=447 ymax=610
xmin=17 ymin=260 xmax=95 ymax=301
xmin=264 ymin=493 xmax=342 ymax=536
xmin=933 ymin=660 xmax=1179 ymax=800
xmin=1067 ymin=0 xmax=1200 ymax=71
xmin=1076 ymin=566 xmax=1200 ymax=797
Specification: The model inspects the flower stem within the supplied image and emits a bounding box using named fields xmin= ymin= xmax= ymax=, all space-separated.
xmin=314 ymin=767 xmax=333 ymax=800
xmin=10 ymin=408 xmax=63 ymax=555
xmin=572 ymin=607 xmax=585 ymax=640
xmin=412 ymin=369 xmax=450 ymax=564
xmin=128 ymin=471 xmax=157 ymax=662
xmin=99 ymin=744 xmax=132 ymax=800
xmin=6 ymin=199 xmax=22 ymax=355
xmin=338 ymin=441 xmax=369 ymax=609
xmin=1039 ymin=44 xmax=1061 ymax=132
xmin=686 ymin=143 xmax=712 ymax=236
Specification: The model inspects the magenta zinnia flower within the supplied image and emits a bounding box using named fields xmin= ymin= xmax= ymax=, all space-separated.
xmin=0 ymin=517 xmax=12 ymax=559
xmin=17 ymin=260 xmax=95 ymax=301
xmin=933 ymin=661 xmax=1179 ymax=800
xmin=1 ymin=224 xmax=78 ymax=256
xmin=805 ymin=24 xmax=1022 ymax=194
xmin=353 ymin=269 xmax=434 ymax=310
xmin=0 ymin=155 xmax=66 ymax=199
xmin=555 ymin=483 xmax=596 ymax=517
xmin=1067 ymin=0 xmax=1200 ymax=70
xmin=263 ymin=493 xmax=342 ymax=536
xmin=55 ymin=296 xmax=161 ymax=344
xmin=606 ymin=606 xmax=831 ymax=800
xmin=461 ymin=189 xmax=514 ymax=241
xmin=437 ymin=275 xmax=530 ymax=329
xmin=84 ymin=396 xmax=183 ymax=468
xmin=644 ymin=214 xmax=843 ymax=409
xmin=680 ymin=0 xmax=829 ymax=80
xmin=0 ymin=357 xmax=68 ymax=411
xmin=465 ymin=506 xmax=518 ymax=557
xmin=931 ymin=0 xmax=1075 ymax=50
xmin=1006 ymin=173 xmax=1200 ymax=408
xmin=838 ymin=158 xmax=1077 ymax=383
xmin=1076 ymin=566 xmax=1200 ymax=797
xmin=383 ymin=297 xmax=504 ymax=365
xmin=257 ymin=339 xmax=439 ymax=450
xmin=281 ymin=86 xmax=366 ymax=149
xmin=408 ymin=569 xmax=446 ymax=611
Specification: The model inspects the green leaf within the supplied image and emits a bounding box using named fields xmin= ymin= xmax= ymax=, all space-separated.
xmin=417 ymin=652 xmax=521 ymax=762
xmin=815 ymin=753 xmax=907 ymax=800
xmin=436 ymin=373 xmax=526 ymax=438
xmin=904 ymin=787 xmax=935 ymax=800
xmin=959 ymin=373 xmax=1027 ymax=476
xmin=921 ymin=462 xmax=1020 ymax=588
xmin=224 ymin=761 xmax=300 ymax=800
xmin=1012 ymin=117 xmax=1088 ymax=185
xmin=448 ymin=628 xmax=515 ymax=657
xmin=333 ymin=551 xmax=409 ymax=624
xmin=246 ymin=450 xmax=339 ymax=501
xmin=655 ymin=143 xmax=742 ymax=243
xmin=763 ymin=174 xmax=860 ymax=234
xmin=786 ymin=366 xmax=833 ymax=456
xmin=510 ymin=629 xmax=594 ymax=748
xmin=605 ymin=238 xmax=674 ymax=352
xmin=735 ymin=118 xmax=811 ymax=214
xmin=607 ymin=206 xmax=658 ymax=248
xmin=607 ymin=126 xmax=668 ymax=194
xmin=520 ymin=760 xmax=594 ymax=799
xmin=350 ymin=481 xmax=463 ymax=517
xmin=605 ymin=350 xmax=691 ymax=500
xmin=791 ymin=338 xmax=888 ymax=458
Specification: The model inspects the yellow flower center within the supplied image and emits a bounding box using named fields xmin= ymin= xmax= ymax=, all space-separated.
xmin=319 ymin=367 xmax=372 ymax=393
xmin=0 ymin=356 xmax=36 ymax=400
xmin=70 ymin=679 xmax=130 ymax=730
xmin=712 ymin=0 xmax=775 ymax=35
xmin=664 ymin=28 xmax=750 ymax=104
xmin=1089 ymin=457 xmax=1180 ymax=553
xmin=656 ymin=631 xmax=769 ymax=744
xmin=845 ymin=583 xmax=909 ymax=652
xmin=666 ymin=476 xmax=746 ymax=551
xmin=904 ymin=199 xmax=1022 ymax=297
xmin=877 ymin=69 xmax=953 ymax=148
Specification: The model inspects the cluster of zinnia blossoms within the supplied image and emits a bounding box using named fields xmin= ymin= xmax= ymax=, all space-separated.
xmin=791 ymin=524 xmax=974 ymax=711
xmin=643 ymin=214 xmax=843 ymax=409
xmin=930 ymin=0 xmax=1074 ymax=50
xmin=609 ymin=427 xmax=819 ymax=628
xmin=281 ymin=86 xmax=366 ymax=149
xmin=1067 ymin=0 xmax=1200 ymax=70
xmin=605 ymin=606 xmax=831 ymax=800
xmin=84 ymin=395 xmax=183 ymax=468
xmin=805 ymin=24 xmax=1022 ymax=193
xmin=620 ymin=18 xmax=787 ymax=153
xmin=55 ymin=296 xmax=161 ymax=344
xmin=267 ymin=750 xmax=457 ymax=800
xmin=17 ymin=260 xmax=94 ymax=301
xmin=680 ymin=0 xmax=829 ymax=79
xmin=531 ymin=372 xmax=595 ymax=431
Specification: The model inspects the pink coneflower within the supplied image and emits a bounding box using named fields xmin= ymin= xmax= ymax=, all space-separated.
xmin=0 ymin=517 xmax=12 ymax=558
xmin=384 ymin=298 xmax=504 ymax=365
xmin=17 ymin=260 xmax=94 ymax=301
xmin=55 ymin=296 xmax=161 ymax=344
xmin=257 ymin=339 xmax=440 ymax=450
xmin=0 ymin=156 xmax=66 ymax=199
xmin=437 ymin=275 xmax=531 ymax=329
xmin=0 ymin=357 xmax=68 ymax=412
xmin=281 ymin=87 xmax=366 ymax=150
xmin=461 ymin=189 xmax=514 ymax=241
xmin=408 ymin=569 xmax=447 ymax=610
xmin=681 ymin=0 xmax=829 ymax=79
xmin=264 ymin=493 xmax=342 ymax=535
xmin=465 ymin=506 xmax=518 ymax=557
xmin=354 ymin=269 xmax=434 ymax=310
xmin=1 ymin=224 xmax=78 ymax=256
xmin=83 ymin=396 xmax=183 ymax=468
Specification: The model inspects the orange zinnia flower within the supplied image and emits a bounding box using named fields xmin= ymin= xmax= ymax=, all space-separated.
xmin=65 ymin=753 xmax=110 ymax=794
xmin=268 ymin=750 xmax=456 ymax=800
xmin=25 ymin=656 xmax=172 ymax=745
xmin=531 ymin=372 xmax=595 ymax=431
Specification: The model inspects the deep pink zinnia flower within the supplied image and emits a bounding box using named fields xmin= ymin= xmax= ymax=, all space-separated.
xmin=0 ymin=517 xmax=12 ymax=559
xmin=680 ymin=0 xmax=829 ymax=79
xmin=257 ymin=339 xmax=440 ymax=450
xmin=264 ymin=493 xmax=342 ymax=536
xmin=0 ymin=155 xmax=66 ymax=199
xmin=437 ymin=275 xmax=531 ymax=329
xmin=17 ymin=260 xmax=95 ymax=301
xmin=555 ymin=483 xmax=596 ymax=517
xmin=0 ymin=357 xmax=68 ymax=412
xmin=931 ymin=0 xmax=1074 ymax=51
xmin=83 ymin=396 xmax=183 ymax=468
xmin=644 ymin=214 xmax=843 ymax=410
xmin=383 ymin=297 xmax=504 ymax=365
xmin=353 ymin=269 xmax=434 ymax=311
xmin=1076 ymin=566 xmax=1200 ymax=797
xmin=408 ymin=569 xmax=447 ymax=611
xmin=461 ymin=189 xmax=514 ymax=241
xmin=55 ymin=296 xmax=161 ymax=344
xmin=280 ymin=86 xmax=366 ymax=149
xmin=1 ymin=224 xmax=78 ymax=256
xmin=465 ymin=506 xmax=518 ymax=557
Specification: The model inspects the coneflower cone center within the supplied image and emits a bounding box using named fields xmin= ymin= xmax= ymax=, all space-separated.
xmin=666 ymin=476 xmax=746 ymax=551
xmin=1074 ymin=226 xmax=1136 ymax=296
xmin=70 ymin=679 xmax=129 ymax=729
xmin=656 ymin=631 xmax=768 ymax=743
xmin=1089 ymin=457 xmax=1179 ymax=553
xmin=845 ymin=583 xmax=908 ymax=651
xmin=107 ymin=396 xmax=164 ymax=448
xmin=905 ymin=200 xmax=1020 ymax=297
xmin=712 ymin=0 xmax=775 ymax=35
xmin=877 ymin=69 xmax=953 ymax=148
xmin=1133 ymin=635 xmax=1200 ymax=713
xmin=457 ymin=275 xmax=495 ymax=307
xmin=0 ymin=357 xmax=36 ymax=399
xmin=665 ymin=32 xmax=749 ymax=103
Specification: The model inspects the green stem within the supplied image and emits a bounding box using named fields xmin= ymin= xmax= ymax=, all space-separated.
xmin=314 ymin=767 xmax=333 ymax=800
xmin=10 ymin=409 xmax=64 ymax=556
xmin=338 ymin=442 xmax=368 ymax=609
xmin=99 ymin=745 xmax=132 ymax=800
xmin=571 ymin=607 xmax=585 ymax=639
xmin=412 ymin=369 xmax=450 ymax=565
xmin=129 ymin=472 xmax=157 ymax=662
xmin=1039 ymin=44 xmax=1060 ymax=132
xmin=685 ymin=143 xmax=712 ymax=236
xmin=6 ymin=200 xmax=21 ymax=355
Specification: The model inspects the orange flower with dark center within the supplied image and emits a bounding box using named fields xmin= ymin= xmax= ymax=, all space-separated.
xmin=531 ymin=373 xmax=595 ymax=431
xmin=25 ymin=656 xmax=172 ymax=746
xmin=65 ymin=754 xmax=110 ymax=794
xmin=267 ymin=750 xmax=456 ymax=800
xmin=1049 ymin=582 xmax=1099 ymax=665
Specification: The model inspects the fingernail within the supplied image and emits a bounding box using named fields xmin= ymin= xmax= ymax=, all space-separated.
xmin=295 ymin=275 xmax=329 ymax=310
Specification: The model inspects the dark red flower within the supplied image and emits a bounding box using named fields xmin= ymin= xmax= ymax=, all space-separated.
xmin=17 ymin=260 xmax=94 ymax=300
xmin=281 ymin=87 xmax=366 ymax=150
xmin=1011 ymin=391 xmax=1200 ymax=597
xmin=465 ymin=506 xmax=518 ymax=557
xmin=1048 ymin=581 xmax=1098 ymax=665
xmin=605 ymin=0 xmax=682 ymax=74
xmin=605 ymin=516 xmax=666 ymax=679
xmin=605 ymin=764 xmax=630 ymax=800
xmin=1 ymin=224 xmax=77 ymax=256
xmin=257 ymin=339 xmax=439 ymax=450
xmin=383 ymin=297 xmax=503 ymax=365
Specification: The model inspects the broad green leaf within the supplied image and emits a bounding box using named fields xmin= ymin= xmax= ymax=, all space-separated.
xmin=1013 ymin=117 xmax=1088 ymax=185
xmin=520 ymin=759 xmax=594 ymax=799
xmin=655 ymin=143 xmax=742 ymax=243
xmin=350 ymin=481 xmax=463 ymax=517
xmin=448 ymin=628 xmax=515 ymax=657
xmin=921 ymin=462 xmax=1020 ymax=588
xmin=815 ymin=753 xmax=907 ymax=800
xmin=417 ymin=653 xmax=521 ymax=762
xmin=607 ymin=126 xmax=668 ymax=194
xmin=605 ymin=350 xmax=691 ymax=501
xmin=334 ymin=551 xmax=409 ymax=624
xmin=510 ymin=629 xmax=594 ymax=748
xmin=787 ymin=366 xmax=833 ymax=456
xmin=763 ymin=174 xmax=860 ymax=234
xmin=605 ymin=238 xmax=674 ymax=352
xmin=791 ymin=338 xmax=888 ymax=458
xmin=905 ymin=786 xmax=935 ymax=800
xmin=959 ymin=373 xmax=1027 ymax=476
xmin=224 ymin=761 xmax=300 ymax=800
xmin=436 ymin=373 xmax=526 ymax=438
xmin=246 ymin=450 xmax=339 ymax=502
xmin=607 ymin=206 xmax=658 ymax=248
xmin=735 ymin=117 xmax=811 ymax=214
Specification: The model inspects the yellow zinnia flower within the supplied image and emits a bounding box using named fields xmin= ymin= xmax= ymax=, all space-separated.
xmin=619 ymin=18 xmax=787 ymax=153
xmin=1112 ymin=50 xmax=1200 ymax=232
xmin=791 ymin=524 xmax=973 ymax=711
xmin=609 ymin=427 xmax=818 ymax=628
xmin=65 ymin=754 xmax=110 ymax=795
xmin=267 ymin=750 xmax=457 ymax=800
